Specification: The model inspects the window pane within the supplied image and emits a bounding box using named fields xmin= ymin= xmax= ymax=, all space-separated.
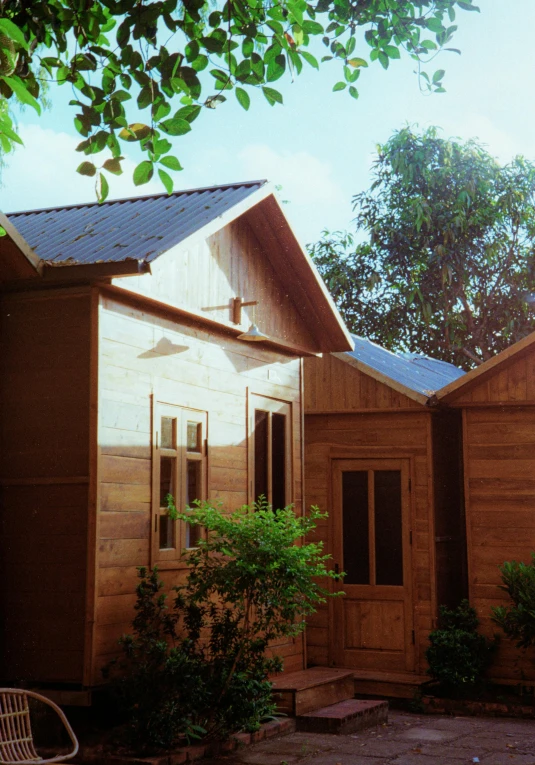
xmin=271 ymin=413 xmax=286 ymax=510
xmin=185 ymin=460 xmax=202 ymax=547
xmin=161 ymin=417 xmax=175 ymax=449
xmin=187 ymin=421 xmax=201 ymax=452
xmin=159 ymin=514 xmax=174 ymax=550
xmin=254 ymin=410 xmax=268 ymax=503
xmin=342 ymin=471 xmax=369 ymax=584
xmin=375 ymin=471 xmax=403 ymax=586
xmin=159 ymin=456 xmax=175 ymax=507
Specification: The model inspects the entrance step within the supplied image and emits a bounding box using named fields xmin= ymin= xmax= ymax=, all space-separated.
xmin=271 ymin=667 xmax=355 ymax=716
xmin=297 ymin=699 xmax=388 ymax=734
xmin=352 ymin=669 xmax=429 ymax=699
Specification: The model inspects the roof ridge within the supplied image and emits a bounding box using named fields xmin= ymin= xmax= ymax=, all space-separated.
xmin=6 ymin=179 xmax=268 ymax=217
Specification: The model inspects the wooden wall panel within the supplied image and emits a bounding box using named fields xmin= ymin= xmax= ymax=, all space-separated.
xmin=454 ymin=350 xmax=535 ymax=405
xmin=304 ymin=355 xmax=420 ymax=413
xmin=0 ymin=291 xmax=91 ymax=684
xmin=111 ymin=218 xmax=318 ymax=353
xmin=92 ymin=295 xmax=304 ymax=683
xmin=463 ymin=407 xmax=535 ymax=682
xmin=304 ymin=411 xmax=435 ymax=676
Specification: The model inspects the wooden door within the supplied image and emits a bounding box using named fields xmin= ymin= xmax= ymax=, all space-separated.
xmin=331 ymin=459 xmax=414 ymax=672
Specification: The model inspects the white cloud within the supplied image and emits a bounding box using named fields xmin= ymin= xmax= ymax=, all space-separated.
xmin=237 ymin=143 xmax=350 ymax=243
xmin=0 ymin=123 xmax=161 ymax=213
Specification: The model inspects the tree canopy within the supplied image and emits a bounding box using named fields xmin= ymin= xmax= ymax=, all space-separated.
xmin=310 ymin=127 xmax=535 ymax=369
xmin=0 ymin=1 xmax=478 ymax=200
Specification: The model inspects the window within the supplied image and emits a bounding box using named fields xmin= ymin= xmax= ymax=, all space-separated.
xmin=249 ymin=393 xmax=291 ymax=508
xmin=152 ymin=402 xmax=207 ymax=566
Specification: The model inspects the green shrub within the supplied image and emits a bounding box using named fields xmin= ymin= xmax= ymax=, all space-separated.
xmin=491 ymin=554 xmax=535 ymax=650
xmin=426 ymin=600 xmax=497 ymax=694
xmin=108 ymin=500 xmax=339 ymax=753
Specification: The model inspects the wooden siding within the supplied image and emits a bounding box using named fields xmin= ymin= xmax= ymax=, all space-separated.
xmin=111 ymin=218 xmax=318 ymax=354
xmin=304 ymin=411 xmax=436 ymax=675
xmin=463 ymin=406 xmax=535 ymax=682
xmin=304 ymin=355 xmax=421 ymax=413
xmin=0 ymin=290 xmax=91 ymax=683
xmin=91 ymin=294 xmax=305 ymax=684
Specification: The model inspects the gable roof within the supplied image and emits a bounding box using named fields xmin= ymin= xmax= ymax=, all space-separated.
xmin=7 ymin=181 xmax=266 ymax=266
xmin=2 ymin=180 xmax=353 ymax=353
xmin=437 ymin=331 xmax=535 ymax=403
xmin=334 ymin=335 xmax=465 ymax=405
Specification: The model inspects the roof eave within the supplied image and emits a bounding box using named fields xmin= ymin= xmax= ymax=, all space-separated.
xmin=333 ymin=352 xmax=430 ymax=405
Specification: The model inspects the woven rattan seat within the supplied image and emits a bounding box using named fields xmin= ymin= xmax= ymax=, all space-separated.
xmin=0 ymin=689 xmax=78 ymax=764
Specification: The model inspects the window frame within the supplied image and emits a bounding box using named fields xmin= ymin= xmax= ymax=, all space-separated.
xmin=247 ymin=391 xmax=292 ymax=509
xmin=151 ymin=401 xmax=207 ymax=568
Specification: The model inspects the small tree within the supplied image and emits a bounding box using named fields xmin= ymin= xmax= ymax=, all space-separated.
xmin=492 ymin=554 xmax=535 ymax=651
xmin=110 ymin=500 xmax=339 ymax=753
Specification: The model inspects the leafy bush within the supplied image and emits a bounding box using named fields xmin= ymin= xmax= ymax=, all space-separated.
xmin=108 ymin=500 xmax=339 ymax=753
xmin=492 ymin=554 xmax=535 ymax=650
xmin=426 ymin=600 xmax=497 ymax=694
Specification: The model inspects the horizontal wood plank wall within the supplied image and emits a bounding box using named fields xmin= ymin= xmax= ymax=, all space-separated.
xmin=304 ymin=355 xmax=421 ymax=412
xmin=93 ymin=294 xmax=304 ymax=683
xmin=0 ymin=291 xmax=91 ymax=683
xmin=304 ymin=408 xmax=435 ymax=676
xmin=111 ymin=218 xmax=317 ymax=353
xmin=463 ymin=406 xmax=535 ymax=682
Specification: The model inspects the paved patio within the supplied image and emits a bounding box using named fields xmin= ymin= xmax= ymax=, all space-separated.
xmin=203 ymin=710 xmax=535 ymax=765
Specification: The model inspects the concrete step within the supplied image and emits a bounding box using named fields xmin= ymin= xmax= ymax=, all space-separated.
xmin=271 ymin=667 xmax=355 ymax=716
xmin=296 ymin=698 xmax=388 ymax=734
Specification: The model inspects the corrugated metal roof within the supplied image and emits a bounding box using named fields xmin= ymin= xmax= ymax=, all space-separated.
xmin=345 ymin=335 xmax=465 ymax=397
xmin=6 ymin=181 xmax=267 ymax=266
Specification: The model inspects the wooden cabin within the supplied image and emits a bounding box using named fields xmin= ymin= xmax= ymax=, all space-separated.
xmin=0 ymin=181 xmax=353 ymax=699
xmin=437 ymin=333 xmax=535 ymax=685
xmin=304 ymin=338 xmax=466 ymax=696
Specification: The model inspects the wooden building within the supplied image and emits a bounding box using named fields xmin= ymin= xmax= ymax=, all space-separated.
xmin=437 ymin=333 xmax=535 ymax=684
xmin=0 ymin=181 xmax=352 ymax=697
xmin=304 ymin=338 xmax=466 ymax=696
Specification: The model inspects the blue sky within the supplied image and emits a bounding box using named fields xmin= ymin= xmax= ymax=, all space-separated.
xmin=1 ymin=2 xmax=534 ymax=246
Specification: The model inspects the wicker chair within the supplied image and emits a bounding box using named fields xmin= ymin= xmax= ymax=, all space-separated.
xmin=0 ymin=689 xmax=79 ymax=764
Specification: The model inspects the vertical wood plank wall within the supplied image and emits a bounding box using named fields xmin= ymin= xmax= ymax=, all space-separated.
xmin=91 ymin=294 xmax=305 ymax=684
xmin=0 ymin=290 xmax=91 ymax=683
xmin=304 ymin=355 xmax=436 ymax=674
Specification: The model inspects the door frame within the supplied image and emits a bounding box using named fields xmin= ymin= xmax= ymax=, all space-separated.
xmin=330 ymin=456 xmax=415 ymax=672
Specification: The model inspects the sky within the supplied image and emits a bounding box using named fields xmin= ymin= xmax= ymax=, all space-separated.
xmin=1 ymin=2 xmax=534 ymax=247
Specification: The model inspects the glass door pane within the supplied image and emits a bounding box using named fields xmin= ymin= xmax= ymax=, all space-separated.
xmin=374 ymin=470 xmax=403 ymax=586
xmin=342 ymin=471 xmax=369 ymax=584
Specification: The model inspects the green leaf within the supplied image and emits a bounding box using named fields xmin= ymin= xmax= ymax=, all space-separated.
xmin=77 ymin=161 xmax=97 ymax=177
xmin=158 ymin=168 xmax=173 ymax=194
xmin=159 ymin=118 xmax=191 ymax=136
xmin=0 ymin=118 xmax=23 ymax=145
xmin=457 ymin=1 xmax=480 ymax=10
xmin=426 ymin=17 xmax=444 ymax=33
xmin=1 ymin=75 xmax=41 ymax=114
xmin=133 ymin=160 xmax=154 ymax=186
xmin=384 ymin=45 xmax=400 ymax=59
xmin=378 ymin=51 xmax=389 ymax=69
xmin=433 ymin=69 xmax=445 ymax=83
xmin=103 ymin=157 xmax=123 ymax=175
xmin=349 ymin=86 xmax=359 ymax=100
xmin=0 ymin=19 xmax=29 ymax=50
xmin=0 ymin=226 xmax=6 ymax=237
xmin=300 ymin=51 xmax=319 ymax=70
xmin=235 ymin=87 xmax=250 ymax=111
xmin=160 ymin=155 xmax=183 ymax=171
xmin=332 ymin=81 xmax=346 ymax=92
xmin=96 ymin=172 xmax=109 ymax=203
xmin=262 ymin=86 xmax=283 ymax=106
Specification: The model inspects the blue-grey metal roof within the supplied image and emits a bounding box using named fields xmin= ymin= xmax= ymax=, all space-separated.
xmin=345 ymin=334 xmax=465 ymax=397
xmin=6 ymin=181 xmax=267 ymax=266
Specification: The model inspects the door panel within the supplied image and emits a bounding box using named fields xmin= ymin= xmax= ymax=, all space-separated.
xmin=332 ymin=458 xmax=414 ymax=672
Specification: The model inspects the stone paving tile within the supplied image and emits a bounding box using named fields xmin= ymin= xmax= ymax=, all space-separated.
xmin=478 ymin=754 xmax=535 ymax=765
xmin=391 ymin=726 xmax=460 ymax=742
xmin=330 ymin=739 xmax=414 ymax=758
xmin=392 ymin=754 xmax=469 ymax=765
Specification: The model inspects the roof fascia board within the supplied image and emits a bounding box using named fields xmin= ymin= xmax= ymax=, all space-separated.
xmin=100 ymin=283 xmax=321 ymax=358
xmin=42 ymin=259 xmax=149 ymax=282
xmin=0 ymin=211 xmax=43 ymax=275
xmin=332 ymin=351 xmax=430 ymax=405
xmin=244 ymin=194 xmax=354 ymax=353
xmin=437 ymin=331 xmax=535 ymax=403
